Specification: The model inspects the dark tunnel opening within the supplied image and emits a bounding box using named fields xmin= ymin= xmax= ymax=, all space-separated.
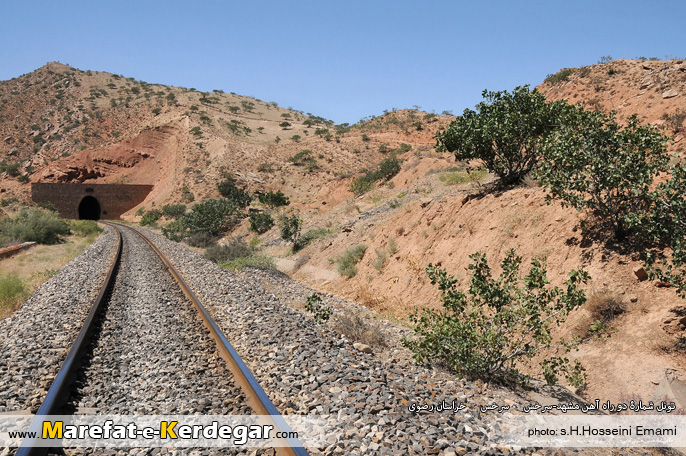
xmin=78 ymin=196 xmax=101 ymax=220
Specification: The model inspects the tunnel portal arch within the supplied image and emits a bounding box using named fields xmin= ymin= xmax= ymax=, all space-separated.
xmin=78 ymin=196 xmax=101 ymax=220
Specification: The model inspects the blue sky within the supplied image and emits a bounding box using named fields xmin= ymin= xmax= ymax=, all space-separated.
xmin=1 ymin=1 xmax=683 ymax=124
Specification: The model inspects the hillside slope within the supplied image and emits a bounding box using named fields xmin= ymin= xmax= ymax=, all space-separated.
xmin=0 ymin=62 xmax=449 ymax=215
xmin=261 ymin=59 xmax=686 ymax=406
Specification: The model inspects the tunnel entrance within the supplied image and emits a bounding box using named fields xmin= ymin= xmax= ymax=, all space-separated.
xmin=78 ymin=196 xmax=101 ymax=220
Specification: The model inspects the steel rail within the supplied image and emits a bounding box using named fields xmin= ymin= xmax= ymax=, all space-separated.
xmin=122 ymin=225 xmax=310 ymax=456
xmin=17 ymin=223 xmax=123 ymax=456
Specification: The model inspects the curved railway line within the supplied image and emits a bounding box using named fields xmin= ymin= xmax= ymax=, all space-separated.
xmin=17 ymin=223 xmax=308 ymax=456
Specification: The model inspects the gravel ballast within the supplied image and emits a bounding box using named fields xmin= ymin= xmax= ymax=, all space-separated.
xmin=0 ymin=226 xmax=118 ymax=414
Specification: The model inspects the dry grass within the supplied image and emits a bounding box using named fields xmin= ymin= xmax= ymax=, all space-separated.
xmin=0 ymin=232 xmax=99 ymax=319
xmin=330 ymin=310 xmax=388 ymax=347
xmin=587 ymin=288 xmax=626 ymax=324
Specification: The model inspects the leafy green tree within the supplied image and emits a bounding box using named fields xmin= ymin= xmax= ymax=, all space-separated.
xmin=436 ymin=85 xmax=565 ymax=186
xmin=643 ymin=164 xmax=686 ymax=297
xmin=182 ymin=198 xmax=242 ymax=236
xmin=403 ymin=250 xmax=589 ymax=385
xmin=217 ymin=177 xmax=252 ymax=208
xmin=279 ymin=121 xmax=291 ymax=129
xmin=539 ymin=109 xmax=671 ymax=241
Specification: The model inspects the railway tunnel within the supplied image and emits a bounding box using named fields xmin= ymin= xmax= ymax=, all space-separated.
xmin=78 ymin=195 xmax=101 ymax=220
xmin=31 ymin=183 xmax=153 ymax=220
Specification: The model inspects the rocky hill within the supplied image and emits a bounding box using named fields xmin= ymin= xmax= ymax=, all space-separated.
xmin=0 ymin=62 xmax=449 ymax=210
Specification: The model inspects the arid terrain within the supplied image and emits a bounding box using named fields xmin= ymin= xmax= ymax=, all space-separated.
xmin=2 ymin=58 xmax=686 ymax=412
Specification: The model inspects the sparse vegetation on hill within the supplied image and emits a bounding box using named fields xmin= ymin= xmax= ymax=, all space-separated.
xmin=350 ymin=156 xmax=402 ymax=195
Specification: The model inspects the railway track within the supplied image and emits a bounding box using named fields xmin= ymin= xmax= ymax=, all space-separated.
xmin=17 ymin=223 xmax=308 ymax=456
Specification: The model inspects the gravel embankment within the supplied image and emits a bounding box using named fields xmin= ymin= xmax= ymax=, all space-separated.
xmin=0 ymin=226 xmax=118 ymax=414
xmin=136 ymin=227 xmax=528 ymax=456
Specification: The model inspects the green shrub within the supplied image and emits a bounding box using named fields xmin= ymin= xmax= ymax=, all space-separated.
xmin=257 ymin=190 xmax=290 ymax=208
xmin=288 ymin=150 xmax=317 ymax=169
xmin=294 ymin=227 xmax=332 ymax=252
xmin=280 ymin=214 xmax=302 ymax=246
xmin=350 ymin=176 xmax=374 ymax=195
xmin=186 ymin=232 xmax=217 ymax=248
xmin=140 ymin=209 xmax=162 ymax=226
xmin=403 ymin=250 xmax=589 ymax=386
xmin=0 ymin=275 xmax=26 ymax=312
xmin=0 ymin=198 xmax=19 ymax=207
xmin=161 ymin=204 xmax=186 ymax=219
xmin=439 ymin=167 xmax=488 ymax=185
xmin=183 ymin=198 xmax=242 ymax=236
xmin=0 ymin=207 xmax=70 ymax=245
xmin=305 ymin=294 xmax=332 ymax=323
xmin=135 ymin=206 xmax=146 ymax=217
xmin=544 ymin=68 xmax=573 ymax=85
xmin=336 ymin=244 xmax=367 ymax=278
xmin=205 ymin=237 xmax=274 ymax=271
xmin=205 ymin=237 xmax=253 ymax=264
xmin=249 ymin=212 xmax=274 ymax=234
xmin=373 ymin=249 xmax=387 ymax=271
xmin=162 ymin=220 xmax=186 ymax=241
xmin=70 ymin=220 xmax=102 ymax=237
xmin=181 ymin=187 xmax=195 ymax=203
xmin=0 ymin=161 xmax=20 ymax=177
xmin=37 ymin=202 xmax=58 ymax=212
xmin=217 ymin=177 xmax=252 ymax=208
xmin=220 ymin=255 xmax=275 ymax=271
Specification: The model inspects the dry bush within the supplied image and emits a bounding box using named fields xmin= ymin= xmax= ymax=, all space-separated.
xmin=331 ymin=310 xmax=387 ymax=347
xmin=356 ymin=285 xmax=387 ymax=311
xmin=587 ymin=289 xmax=626 ymax=325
